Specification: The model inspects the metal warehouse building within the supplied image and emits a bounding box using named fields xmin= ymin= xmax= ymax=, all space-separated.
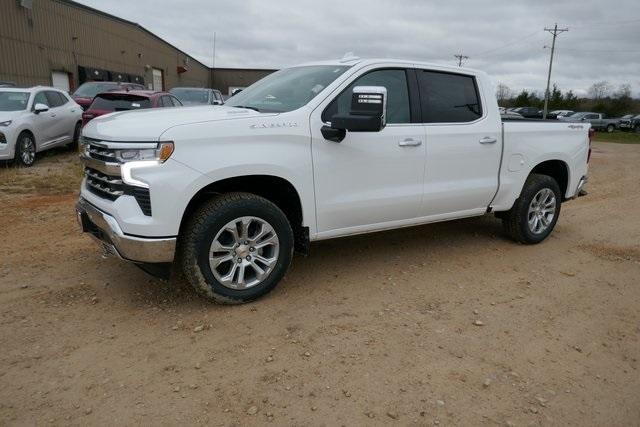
xmin=0 ymin=0 xmax=274 ymax=94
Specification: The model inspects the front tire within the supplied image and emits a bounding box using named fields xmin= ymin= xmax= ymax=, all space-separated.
xmin=68 ymin=122 xmax=81 ymax=150
xmin=502 ymin=174 xmax=562 ymax=244
xmin=180 ymin=193 xmax=294 ymax=304
xmin=15 ymin=132 xmax=36 ymax=167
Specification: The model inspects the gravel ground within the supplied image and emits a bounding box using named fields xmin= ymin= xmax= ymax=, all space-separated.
xmin=0 ymin=141 xmax=638 ymax=426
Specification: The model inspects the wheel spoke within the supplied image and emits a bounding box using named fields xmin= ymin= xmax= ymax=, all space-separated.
xmin=236 ymin=264 xmax=247 ymax=287
xmin=219 ymin=262 xmax=239 ymax=286
xmin=255 ymin=234 xmax=278 ymax=250
xmin=210 ymin=253 xmax=233 ymax=267
xmin=250 ymin=261 xmax=266 ymax=279
xmin=254 ymin=253 xmax=277 ymax=267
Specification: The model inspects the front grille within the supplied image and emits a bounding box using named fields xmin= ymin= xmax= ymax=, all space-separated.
xmin=84 ymin=165 xmax=152 ymax=216
xmin=85 ymin=167 xmax=124 ymax=200
xmin=81 ymin=138 xmax=153 ymax=216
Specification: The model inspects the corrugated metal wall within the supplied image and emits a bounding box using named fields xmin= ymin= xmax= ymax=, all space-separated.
xmin=0 ymin=0 xmax=271 ymax=91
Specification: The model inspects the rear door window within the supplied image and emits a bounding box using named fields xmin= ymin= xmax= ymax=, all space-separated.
xmin=90 ymin=95 xmax=151 ymax=111
xmin=417 ymin=70 xmax=482 ymax=123
xmin=45 ymin=91 xmax=67 ymax=107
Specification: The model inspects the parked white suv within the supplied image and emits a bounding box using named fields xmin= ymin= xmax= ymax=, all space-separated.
xmin=76 ymin=58 xmax=590 ymax=304
xmin=0 ymin=87 xmax=82 ymax=166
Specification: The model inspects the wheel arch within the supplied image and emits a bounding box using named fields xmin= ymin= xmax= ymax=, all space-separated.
xmin=528 ymin=159 xmax=570 ymax=200
xmin=179 ymin=174 xmax=308 ymax=253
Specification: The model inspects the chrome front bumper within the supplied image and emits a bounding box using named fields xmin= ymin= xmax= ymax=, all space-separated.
xmin=75 ymin=197 xmax=176 ymax=263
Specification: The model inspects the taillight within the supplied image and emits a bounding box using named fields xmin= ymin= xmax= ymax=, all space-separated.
xmin=587 ymin=128 xmax=594 ymax=163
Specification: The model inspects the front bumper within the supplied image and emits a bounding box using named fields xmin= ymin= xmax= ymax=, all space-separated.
xmin=75 ymin=197 xmax=176 ymax=263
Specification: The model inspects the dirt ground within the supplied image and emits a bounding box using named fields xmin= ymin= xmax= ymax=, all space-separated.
xmin=1 ymin=141 xmax=639 ymax=426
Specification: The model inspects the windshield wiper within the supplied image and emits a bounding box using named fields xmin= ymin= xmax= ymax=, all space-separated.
xmin=231 ymin=105 xmax=261 ymax=112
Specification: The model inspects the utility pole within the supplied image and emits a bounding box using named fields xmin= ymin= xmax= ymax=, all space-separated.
xmin=542 ymin=23 xmax=568 ymax=119
xmin=211 ymin=32 xmax=216 ymax=89
xmin=454 ymin=53 xmax=469 ymax=67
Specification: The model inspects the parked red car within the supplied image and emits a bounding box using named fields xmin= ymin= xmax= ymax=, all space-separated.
xmin=81 ymin=90 xmax=182 ymax=126
xmin=72 ymin=81 xmax=145 ymax=110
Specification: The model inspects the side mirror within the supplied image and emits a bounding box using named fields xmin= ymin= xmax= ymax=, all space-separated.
xmin=322 ymin=86 xmax=387 ymax=142
xmin=212 ymin=100 xmax=222 ymax=105
xmin=33 ymin=103 xmax=49 ymax=114
xmin=231 ymin=88 xmax=243 ymax=96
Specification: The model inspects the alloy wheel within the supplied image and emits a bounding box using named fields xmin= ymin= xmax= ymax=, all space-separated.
xmin=208 ymin=216 xmax=280 ymax=289
xmin=20 ymin=136 xmax=35 ymax=165
xmin=527 ymin=188 xmax=556 ymax=234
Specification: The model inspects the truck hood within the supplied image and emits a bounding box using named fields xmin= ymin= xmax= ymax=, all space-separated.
xmin=82 ymin=105 xmax=269 ymax=141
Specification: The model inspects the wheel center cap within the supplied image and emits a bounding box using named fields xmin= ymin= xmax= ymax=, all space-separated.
xmin=235 ymin=244 xmax=250 ymax=258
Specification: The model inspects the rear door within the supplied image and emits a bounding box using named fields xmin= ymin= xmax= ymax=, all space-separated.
xmin=45 ymin=91 xmax=74 ymax=143
xmin=416 ymin=69 xmax=501 ymax=216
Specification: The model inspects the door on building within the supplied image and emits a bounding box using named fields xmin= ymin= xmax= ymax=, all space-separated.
xmin=152 ymin=68 xmax=163 ymax=91
xmin=51 ymin=71 xmax=71 ymax=92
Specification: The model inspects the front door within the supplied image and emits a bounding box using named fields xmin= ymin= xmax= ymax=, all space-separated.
xmin=310 ymin=68 xmax=426 ymax=237
xmin=416 ymin=69 xmax=501 ymax=216
xmin=31 ymin=91 xmax=57 ymax=147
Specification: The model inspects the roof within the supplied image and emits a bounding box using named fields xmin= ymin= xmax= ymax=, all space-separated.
xmin=295 ymin=58 xmax=484 ymax=75
xmin=97 ymin=90 xmax=167 ymax=97
xmin=0 ymin=86 xmax=63 ymax=93
xmin=54 ymin=0 xmax=211 ymax=70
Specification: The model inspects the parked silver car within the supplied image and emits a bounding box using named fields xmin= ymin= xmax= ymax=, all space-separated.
xmin=169 ymin=87 xmax=224 ymax=106
xmin=0 ymin=87 xmax=82 ymax=166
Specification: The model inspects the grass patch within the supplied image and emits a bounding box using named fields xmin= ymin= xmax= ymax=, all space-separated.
xmin=593 ymin=131 xmax=640 ymax=144
xmin=0 ymin=150 xmax=83 ymax=196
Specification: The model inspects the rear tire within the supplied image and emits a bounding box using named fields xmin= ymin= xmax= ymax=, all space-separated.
xmin=502 ymin=174 xmax=562 ymax=244
xmin=179 ymin=192 xmax=294 ymax=304
xmin=606 ymin=124 xmax=615 ymax=133
xmin=15 ymin=132 xmax=36 ymax=167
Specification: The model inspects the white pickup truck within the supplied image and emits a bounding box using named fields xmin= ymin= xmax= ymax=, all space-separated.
xmin=76 ymin=58 xmax=590 ymax=304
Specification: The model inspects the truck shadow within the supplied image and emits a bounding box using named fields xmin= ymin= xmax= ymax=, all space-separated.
xmin=119 ymin=213 xmax=508 ymax=309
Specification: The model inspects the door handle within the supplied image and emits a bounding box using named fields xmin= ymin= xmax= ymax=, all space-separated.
xmin=50 ymin=113 xmax=57 ymax=117
xmin=398 ymin=138 xmax=422 ymax=147
xmin=479 ymin=136 xmax=497 ymax=144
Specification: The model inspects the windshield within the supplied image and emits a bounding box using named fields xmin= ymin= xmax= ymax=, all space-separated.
xmin=0 ymin=91 xmax=30 ymax=111
xmin=570 ymin=112 xmax=588 ymax=119
xmin=225 ymin=65 xmax=350 ymax=113
xmin=73 ymin=82 xmax=117 ymax=98
xmin=170 ymin=88 xmax=210 ymax=104
xmin=90 ymin=94 xmax=151 ymax=111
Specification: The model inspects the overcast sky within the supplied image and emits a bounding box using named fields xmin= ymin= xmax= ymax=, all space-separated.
xmin=76 ymin=0 xmax=640 ymax=97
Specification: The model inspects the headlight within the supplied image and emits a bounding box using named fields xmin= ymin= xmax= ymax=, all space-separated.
xmin=0 ymin=120 xmax=12 ymax=127
xmin=115 ymin=142 xmax=174 ymax=163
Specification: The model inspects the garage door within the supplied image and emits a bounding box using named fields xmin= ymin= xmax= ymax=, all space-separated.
xmin=51 ymin=71 xmax=70 ymax=92
xmin=152 ymin=68 xmax=163 ymax=91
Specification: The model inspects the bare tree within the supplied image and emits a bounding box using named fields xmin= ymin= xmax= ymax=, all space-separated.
xmin=615 ymin=83 xmax=631 ymax=99
xmin=496 ymin=83 xmax=512 ymax=104
xmin=588 ymin=81 xmax=610 ymax=100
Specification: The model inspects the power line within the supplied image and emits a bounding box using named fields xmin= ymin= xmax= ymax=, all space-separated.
xmin=454 ymin=53 xmax=469 ymax=67
xmin=542 ymin=24 xmax=568 ymax=119
xmin=473 ymin=30 xmax=542 ymax=58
